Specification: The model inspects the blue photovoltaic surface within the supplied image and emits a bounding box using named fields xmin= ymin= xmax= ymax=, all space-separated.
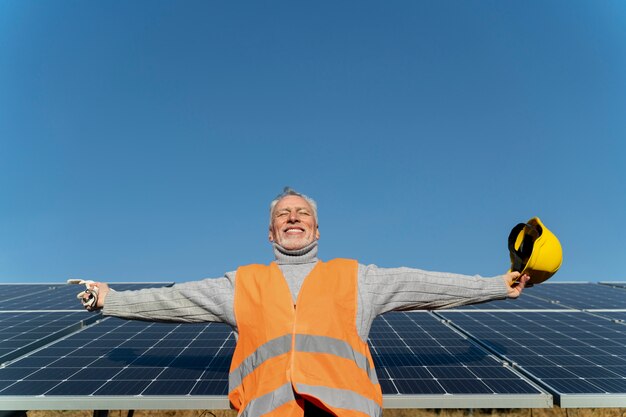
xmin=600 ymin=282 xmax=626 ymax=290
xmin=438 ymin=311 xmax=626 ymax=405
xmin=451 ymin=290 xmax=571 ymax=310
xmin=0 ymin=283 xmax=174 ymax=311
xmin=0 ymin=312 xmax=99 ymax=364
xmin=520 ymin=283 xmax=626 ymax=310
xmin=0 ymin=285 xmax=61 ymax=310
xmin=454 ymin=283 xmax=626 ymax=311
xmin=370 ymin=313 xmax=543 ymax=396
xmin=0 ymin=313 xmax=544 ymax=401
xmin=4 ymin=282 xmax=626 ymax=409
xmin=593 ymin=311 xmax=626 ymax=323
xmin=0 ymin=283 xmax=172 ymax=367
xmin=0 ymin=318 xmax=234 ymax=397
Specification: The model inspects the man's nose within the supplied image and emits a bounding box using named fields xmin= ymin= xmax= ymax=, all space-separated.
xmin=288 ymin=211 xmax=299 ymax=222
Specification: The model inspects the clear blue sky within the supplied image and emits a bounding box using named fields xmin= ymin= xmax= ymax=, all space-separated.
xmin=1 ymin=1 xmax=624 ymax=284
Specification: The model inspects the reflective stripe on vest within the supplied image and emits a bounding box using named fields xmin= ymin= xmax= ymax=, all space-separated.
xmin=229 ymin=334 xmax=379 ymax=391
xmin=296 ymin=384 xmax=382 ymax=417
xmin=294 ymin=334 xmax=379 ymax=386
xmin=240 ymin=383 xmax=382 ymax=417
xmin=239 ymin=382 xmax=295 ymax=417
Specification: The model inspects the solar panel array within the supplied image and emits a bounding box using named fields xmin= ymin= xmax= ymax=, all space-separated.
xmin=0 ymin=281 xmax=625 ymax=411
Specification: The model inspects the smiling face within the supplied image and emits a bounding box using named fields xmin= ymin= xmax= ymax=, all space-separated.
xmin=269 ymin=195 xmax=320 ymax=250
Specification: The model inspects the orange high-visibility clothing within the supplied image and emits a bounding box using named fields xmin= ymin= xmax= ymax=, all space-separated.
xmin=229 ymin=259 xmax=383 ymax=417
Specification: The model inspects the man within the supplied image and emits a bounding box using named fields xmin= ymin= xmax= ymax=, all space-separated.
xmin=81 ymin=187 xmax=529 ymax=417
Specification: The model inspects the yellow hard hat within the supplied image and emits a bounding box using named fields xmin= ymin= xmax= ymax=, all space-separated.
xmin=508 ymin=217 xmax=563 ymax=285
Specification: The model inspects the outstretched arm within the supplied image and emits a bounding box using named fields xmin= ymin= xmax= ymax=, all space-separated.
xmin=77 ymin=274 xmax=238 ymax=327
xmin=354 ymin=265 xmax=531 ymax=341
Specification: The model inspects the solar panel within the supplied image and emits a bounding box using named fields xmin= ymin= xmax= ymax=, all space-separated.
xmin=0 ymin=312 xmax=100 ymax=364
xmin=370 ymin=313 xmax=549 ymax=408
xmin=453 ymin=283 xmax=626 ymax=311
xmin=0 ymin=317 xmax=234 ymax=410
xmin=437 ymin=311 xmax=626 ymax=407
xmin=0 ymin=285 xmax=60 ymax=310
xmin=0 ymin=283 xmax=173 ymax=368
xmin=451 ymin=289 xmax=573 ymax=311
xmin=593 ymin=311 xmax=626 ymax=323
xmin=600 ymin=282 xmax=626 ymax=290
xmin=520 ymin=283 xmax=626 ymax=310
xmin=0 ymin=313 xmax=551 ymax=410
xmin=0 ymin=283 xmax=174 ymax=311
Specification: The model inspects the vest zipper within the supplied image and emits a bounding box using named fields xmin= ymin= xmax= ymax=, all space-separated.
xmin=289 ymin=302 xmax=297 ymax=384
xmin=290 ymin=273 xmax=304 ymax=389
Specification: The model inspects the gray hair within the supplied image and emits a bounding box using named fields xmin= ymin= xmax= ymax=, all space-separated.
xmin=269 ymin=187 xmax=318 ymax=227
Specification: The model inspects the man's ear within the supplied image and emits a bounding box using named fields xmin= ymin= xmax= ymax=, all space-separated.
xmin=315 ymin=225 xmax=320 ymax=240
xmin=269 ymin=228 xmax=274 ymax=242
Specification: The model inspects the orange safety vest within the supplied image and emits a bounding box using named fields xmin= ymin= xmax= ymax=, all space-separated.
xmin=229 ymin=259 xmax=383 ymax=417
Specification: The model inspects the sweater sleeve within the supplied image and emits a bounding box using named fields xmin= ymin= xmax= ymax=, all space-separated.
xmin=356 ymin=264 xmax=508 ymax=340
xmin=102 ymin=271 xmax=237 ymax=328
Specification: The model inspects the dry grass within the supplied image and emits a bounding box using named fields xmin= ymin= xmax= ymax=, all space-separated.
xmin=25 ymin=408 xmax=626 ymax=417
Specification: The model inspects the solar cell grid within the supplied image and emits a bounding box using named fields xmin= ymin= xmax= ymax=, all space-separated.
xmin=0 ymin=312 xmax=99 ymax=364
xmin=594 ymin=311 xmax=626 ymax=323
xmin=0 ymin=283 xmax=174 ymax=311
xmin=0 ymin=312 xmax=551 ymax=409
xmin=0 ymin=285 xmax=60 ymax=310
xmin=438 ymin=311 xmax=626 ymax=407
xmin=0 ymin=317 xmax=234 ymax=398
xmin=369 ymin=313 xmax=545 ymax=402
xmin=4 ymin=283 xmax=624 ymax=410
xmin=600 ymin=282 xmax=626 ymax=290
xmin=452 ymin=291 xmax=571 ymax=310
xmin=524 ymin=283 xmax=626 ymax=310
xmin=0 ymin=284 xmax=59 ymax=296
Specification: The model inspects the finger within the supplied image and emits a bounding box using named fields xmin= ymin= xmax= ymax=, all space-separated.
xmin=515 ymin=275 xmax=531 ymax=293
xmin=508 ymin=271 xmax=522 ymax=287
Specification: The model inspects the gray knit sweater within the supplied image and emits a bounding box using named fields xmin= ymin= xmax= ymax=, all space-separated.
xmin=103 ymin=241 xmax=508 ymax=341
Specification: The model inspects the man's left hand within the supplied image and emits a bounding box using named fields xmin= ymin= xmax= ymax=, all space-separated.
xmin=504 ymin=271 xmax=531 ymax=298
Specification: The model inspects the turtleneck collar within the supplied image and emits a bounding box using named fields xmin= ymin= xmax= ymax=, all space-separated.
xmin=273 ymin=240 xmax=319 ymax=265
